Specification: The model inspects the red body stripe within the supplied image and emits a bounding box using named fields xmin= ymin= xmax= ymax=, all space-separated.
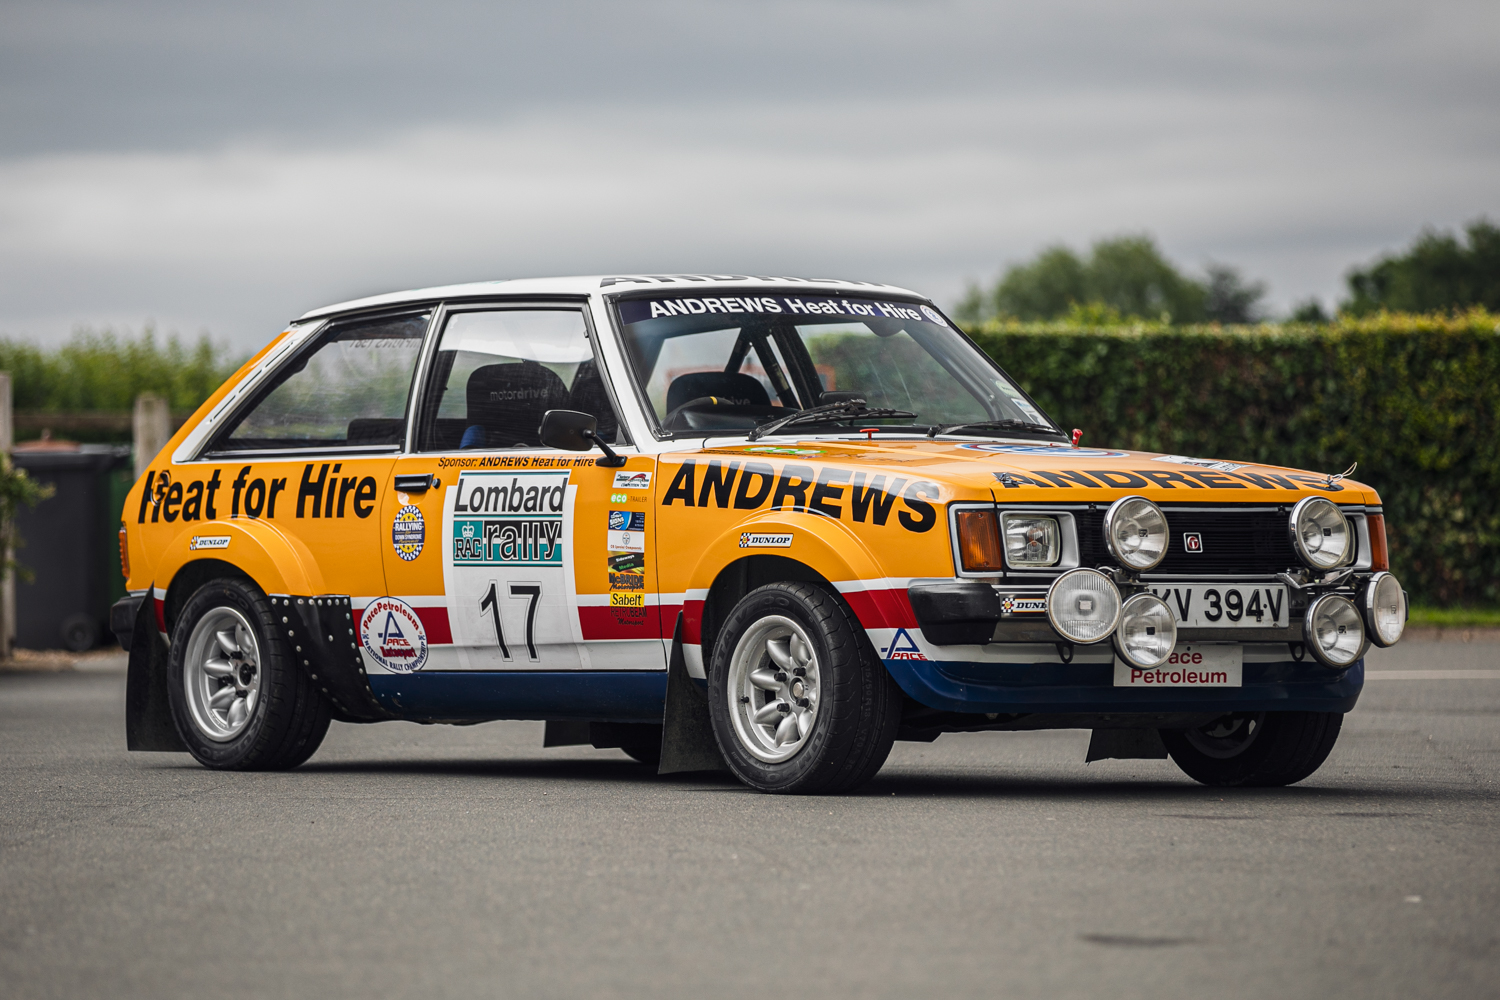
xmin=577 ymin=605 xmax=669 ymax=641
xmin=412 ymin=606 xmax=453 ymax=645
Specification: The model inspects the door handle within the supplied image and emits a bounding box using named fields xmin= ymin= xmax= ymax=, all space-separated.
xmin=394 ymin=474 xmax=438 ymax=493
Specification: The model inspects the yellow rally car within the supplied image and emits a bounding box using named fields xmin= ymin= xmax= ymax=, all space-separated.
xmin=112 ymin=276 xmax=1408 ymax=793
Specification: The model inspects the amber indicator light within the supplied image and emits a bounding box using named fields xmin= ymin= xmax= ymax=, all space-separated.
xmin=118 ymin=522 xmax=130 ymax=579
xmin=1367 ymin=513 xmax=1389 ymax=571
xmin=956 ymin=510 xmax=1005 ymax=572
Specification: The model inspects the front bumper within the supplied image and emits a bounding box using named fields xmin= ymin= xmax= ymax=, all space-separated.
xmin=880 ymin=644 xmax=1363 ymax=715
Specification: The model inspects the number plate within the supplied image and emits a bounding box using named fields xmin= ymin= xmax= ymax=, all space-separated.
xmin=1114 ymin=643 xmax=1243 ymax=687
xmin=1146 ymin=584 xmax=1289 ymax=628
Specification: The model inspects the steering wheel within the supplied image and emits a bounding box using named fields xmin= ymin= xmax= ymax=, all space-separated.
xmin=663 ymin=395 xmax=733 ymax=429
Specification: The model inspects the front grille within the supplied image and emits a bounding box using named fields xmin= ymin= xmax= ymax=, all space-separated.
xmin=1075 ymin=508 xmax=1302 ymax=576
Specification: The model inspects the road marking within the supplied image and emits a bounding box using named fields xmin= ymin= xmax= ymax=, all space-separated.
xmin=1365 ymin=669 xmax=1500 ymax=680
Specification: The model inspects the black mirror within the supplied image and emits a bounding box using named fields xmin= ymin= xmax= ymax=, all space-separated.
xmin=539 ymin=409 xmax=627 ymax=467
xmin=538 ymin=409 xmax=596 ymax=451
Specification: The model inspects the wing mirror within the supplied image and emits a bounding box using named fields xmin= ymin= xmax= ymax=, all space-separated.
xmin=538 ymin=409 xmax=626 ymax=467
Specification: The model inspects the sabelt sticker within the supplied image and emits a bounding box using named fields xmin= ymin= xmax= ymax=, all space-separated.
xmin=612 ymin=471 xmax=653 ymax=490
xmin=188 ymin=535 xmax=230 ymax=551
xmin=392 ymin=505 xmax=425 ymax=561
xmin=739 ymin=532 xmax=793 ymax=548
xmin=360 ymin=597 xmax=429 ymax=673
xmin=610 ymin=592 xmax=645 ymax=608
xmin=959 ymin=443 xmax=1129 ymax=458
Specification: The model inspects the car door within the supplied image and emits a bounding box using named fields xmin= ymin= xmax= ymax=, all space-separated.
xmin=195 ymin=309 xmax=430 ymax=600
xmin=375 ymin=304 xmax=664 ymax=680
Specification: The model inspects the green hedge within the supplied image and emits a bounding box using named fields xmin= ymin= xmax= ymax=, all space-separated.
xmin=964 ymin=310 xmax=1500 ymax=607
xmin=0 ymin=327 xmax=241 ymax=414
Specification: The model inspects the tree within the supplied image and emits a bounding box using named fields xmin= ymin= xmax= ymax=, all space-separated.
xmin=1203 ymin=263 xmax=1266 ymax=323
xmin=993 ymin=245 xmax=1088 ymax=320
xmin=967 ymin=235 xmax=1259 ymax=324
xmin=1344 ymin=219 xmax=1500 ymax=315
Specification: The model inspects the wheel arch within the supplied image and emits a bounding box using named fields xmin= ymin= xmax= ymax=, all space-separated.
xmin=156 ymin=520 xmax=323 ymax=637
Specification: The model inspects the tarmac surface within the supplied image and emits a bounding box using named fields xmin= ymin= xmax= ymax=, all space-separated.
xmin=2 ymin=638 xmax=1497 ymax=999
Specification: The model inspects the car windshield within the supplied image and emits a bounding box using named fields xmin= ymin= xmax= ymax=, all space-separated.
xmin=613 ymin=292 xmax=1061 ymax=438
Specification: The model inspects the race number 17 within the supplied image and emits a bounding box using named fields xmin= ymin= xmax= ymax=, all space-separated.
xmin=479 ymin=581 xmax=541 ymax=661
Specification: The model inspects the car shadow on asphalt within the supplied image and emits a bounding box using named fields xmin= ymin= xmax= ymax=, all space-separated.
xmin=162 ymin=754 xmax=1443 ymax=804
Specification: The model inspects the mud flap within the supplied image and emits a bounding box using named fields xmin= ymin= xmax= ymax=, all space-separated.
xmin=125 ymin=595 xmax=186 ymax=752
xmin=1086 ymin=727 xmax=1169 ymax=762
xmin=658 ymin=612 xmax=728 ymax=775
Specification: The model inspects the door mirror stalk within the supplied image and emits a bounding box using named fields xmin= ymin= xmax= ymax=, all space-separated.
xmin=538 ymin=409 xmax=627 ymax=467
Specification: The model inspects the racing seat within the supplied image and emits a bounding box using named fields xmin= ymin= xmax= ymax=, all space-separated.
xmin=568 ymin=360 xmax=621 ymax=444
xmin=460 ymin=361 xmax=571 ymax=448
xmin=665 ymin=371 xmax=771 ymax=413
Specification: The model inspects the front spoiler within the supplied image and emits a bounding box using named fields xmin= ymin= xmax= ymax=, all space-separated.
xmin=882 ymin=653 xmax=1363 ymax=716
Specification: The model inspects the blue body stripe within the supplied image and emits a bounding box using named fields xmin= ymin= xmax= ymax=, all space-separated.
xmin=882 ymin=657 xmax=1364 ymax=715
xmin=369 ymin=671 xmax=667 ymax=722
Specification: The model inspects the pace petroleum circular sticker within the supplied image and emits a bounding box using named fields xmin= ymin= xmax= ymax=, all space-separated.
xmin=959 ymin=443 xmax=1130 ymax=458
xmin=392 ymin=504 xmax=425 ymax=561
xmin=359 ymin=597 xmax=429 ymax=673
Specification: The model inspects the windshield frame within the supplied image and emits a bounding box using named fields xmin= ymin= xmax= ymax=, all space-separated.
xmin=603 ymin=286 xmax=1066 ymax=443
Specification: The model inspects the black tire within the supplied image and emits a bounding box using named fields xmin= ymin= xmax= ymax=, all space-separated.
xmin=167 ymin=577 xmax=331 ymax=770
xmin=1159 ymin=711 xmax=1343 ymax=787
xmin=708 ymin=581 xmax=901 ymax=794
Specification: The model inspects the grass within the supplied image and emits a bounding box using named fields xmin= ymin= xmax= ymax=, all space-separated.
xmin=1406 ymin=606 xmax=1500 ymax=628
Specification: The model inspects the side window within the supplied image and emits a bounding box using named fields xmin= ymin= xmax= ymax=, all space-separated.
xmin=417 ymin=309 xmax=623 ymax=451
xmin=214 ymin=312 xmax=428 ymax=452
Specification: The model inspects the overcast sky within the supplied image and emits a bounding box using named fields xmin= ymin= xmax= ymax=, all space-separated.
xmin=2 ymin=0 xmax=1496 ymax=350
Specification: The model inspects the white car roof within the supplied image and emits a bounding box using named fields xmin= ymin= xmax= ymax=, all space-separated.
xmin=296 ymin=274 xmax=928 ymax=322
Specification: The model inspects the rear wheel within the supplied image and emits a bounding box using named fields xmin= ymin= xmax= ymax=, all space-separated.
xmin=1159 ymin=711 xmax=1343 ymax=787
xmin=708 ymin=582 xmax=900 ymax=794
xmin=167 ymin=577 xmax=331 ymax=770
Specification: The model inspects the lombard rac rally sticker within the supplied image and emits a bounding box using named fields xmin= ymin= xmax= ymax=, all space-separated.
xmin=360 ymin=597 xmax=429 ymax=673
xmin=392 ymin=505 xmax=425 ymax=561
xmin=959 ymin=443 xmax=1129 ymax=458
xmin=920 ymin=304 xmax=947 ymax=326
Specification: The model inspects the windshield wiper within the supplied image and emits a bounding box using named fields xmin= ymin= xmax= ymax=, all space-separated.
xmin=926 ymin=418 xmax=1057 ymax=438
xmin=747 ymin=400 xmax=918 ymax=441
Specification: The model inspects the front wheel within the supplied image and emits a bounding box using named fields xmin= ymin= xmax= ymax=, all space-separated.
xmin=167 ymin=577 xmax=331 ymax=770
xmin=1159 ymin=711 xmax=1343 ymax=787
xmin=708 ymin=582 xmax=901 ymax=794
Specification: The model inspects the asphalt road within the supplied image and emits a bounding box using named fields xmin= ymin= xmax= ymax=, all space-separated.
xmin=3 ymin=639 xmax=1497 ymax=1000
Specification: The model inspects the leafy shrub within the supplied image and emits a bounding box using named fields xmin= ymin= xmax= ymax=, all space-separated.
xmin=0 ymin=326 xmax=242 ymax=415
xmin=964 ymin=310 xmax=1500 ymax=606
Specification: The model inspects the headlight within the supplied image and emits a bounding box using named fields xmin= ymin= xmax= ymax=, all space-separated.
xmin=1363 ymin=571 xmax=1406 ymax=647
xmin=1114 ymin=592 xmax=1177 ymax=668
xmin=1001 ymin=513 xmax=1060 ymax=568
xmin=1102 ymin=495 xmax=1168 ymax=571
xmin=1305 ymin=593 xmax=1369 ymax=668
xmin=1047 ymin=568 xmax=1121 ymax=644
xmin=1289 ymin=496 xmax=1352 ymax=570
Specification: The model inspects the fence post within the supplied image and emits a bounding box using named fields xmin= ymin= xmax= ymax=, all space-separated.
xmin=133 ymin=393 xmax=171 ymax=484
xmin=0 ymin=372 xmax=13 ymax=660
